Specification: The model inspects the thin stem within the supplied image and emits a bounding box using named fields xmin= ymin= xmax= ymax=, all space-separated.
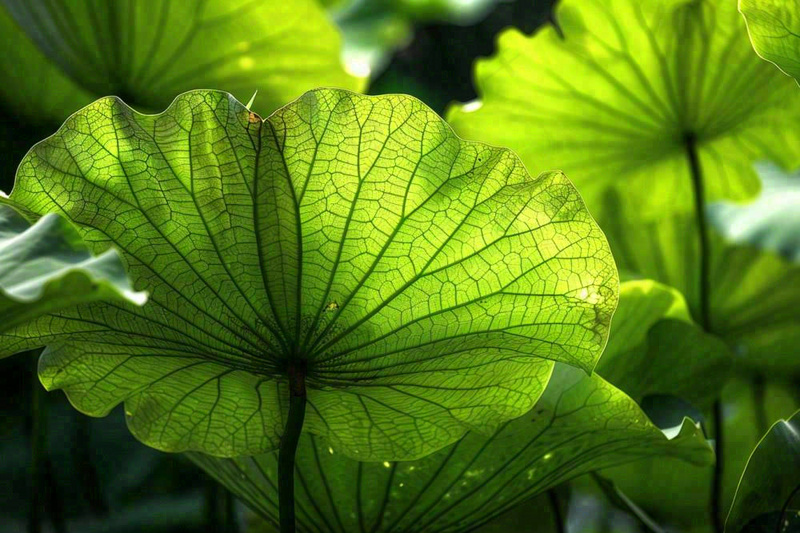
xmin=711 ymin=401 xmax=724 ymax=533
xmin=547 ymin=489 xmax=565 ymax=533
xmin=685 ymin=133 xmax=723 ymax=533
xmin=279 ymin=361 xmax=307 ymax=533
xmin=204 ymin=477 xmax=220 ymax=529
xmin=685 ymin=132 xmax=711 ymax=332
xmin=752 ymin=374 xmax=768 ymax=436
xmin=224 ymin=488 xmax=238 ymax=533
xmin=29 ymin=368 xmax=46 ymax=533
xmin=779 ymin=484 xmax=800 ymax=533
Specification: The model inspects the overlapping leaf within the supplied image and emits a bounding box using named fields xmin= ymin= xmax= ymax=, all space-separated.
xmin=740 ymin=0 xmax=800 ymax=81
xmin=0 ymin=204 xmax=145 ymax=334
xmin=602 ymin=377 xmax=800 ymax=533
xmin=591 ymin=280 xmax=796 ymax=533
xmin=447 ymin=0 xmax=800 ymax=370
xmin=0 ymin=0 xmax=362 ymax=121
xmin=189 ymin=363 xmax=711 ymax=533
xmin=726 ymin=409 xmax=800 ymax=533
xmin=588 ymin=271 xmax=796 ymax=533
xmin=596 ymin=280 xmax=731 ymax=410
xmin=0 ymin=88 xmax=616 ymax=459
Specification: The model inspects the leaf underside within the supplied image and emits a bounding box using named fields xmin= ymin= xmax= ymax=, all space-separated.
xmin=189 ymin=363 xmax=711 ymax=533
xmin=3 ymin=88 xmax=617 ymax=459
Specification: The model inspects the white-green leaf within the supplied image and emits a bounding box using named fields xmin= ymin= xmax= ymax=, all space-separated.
xmin=0 ymin=203 xmax=145 ymax=334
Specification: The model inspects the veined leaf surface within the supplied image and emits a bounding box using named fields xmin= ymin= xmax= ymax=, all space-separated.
xmin=189 ymin=363 xmax=711 ymax=533
xmin=188 ymin=281 xmax=716 ymax=533
xmin=447 ymin=0 xmax=800 ymax=370
xmin=1 ymin=89 xmax=617 ymax=459
xmin=740 ymin=0 xmax=800 ymax=82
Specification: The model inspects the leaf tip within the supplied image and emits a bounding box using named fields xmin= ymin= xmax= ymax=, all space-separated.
xmin=245 ymin=90 xmax=258 ymax=110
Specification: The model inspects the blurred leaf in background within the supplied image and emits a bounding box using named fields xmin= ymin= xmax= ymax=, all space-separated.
xmin=740 ymin=0 xmax=800 ymax=82
xmin=0 ymin=0 xmax=363 ymax=192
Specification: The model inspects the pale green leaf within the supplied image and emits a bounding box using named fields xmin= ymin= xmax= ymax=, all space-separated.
xmin=597 ymin=280 xmax=732 ymax=410
xmin=0 ymin=203 xmax=145 ymax=335
xmin=448 ymin=0 xmax=800 ymax=215
xmin=726 ymin=409 xmax=800 ymax=533
xmin=189 ymin=364 xmax=712 ymax=533
xmin=0 ymin=0 xmax=363 ymax=120
xmin=740 ymin=0 xmax=800 ymax=81
xmin=1 ymin=88 xmax=616 ymax=459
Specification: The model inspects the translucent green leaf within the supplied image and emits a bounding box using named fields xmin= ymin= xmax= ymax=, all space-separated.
xmin=1 ymin=88 xmax=616 ymax=459
xmin=726 ymin=409 xmax=800 ymax=533
xmin=0 ymin=203 xmax=145 ymax=335
xmin=188 ymin=364 xmax=711 ymax=533
xmin=597 ymin=280 xmax=732 ymax=410
xmin=447 ymin=0 xmax=800 ymax=370
xmin=0 ymin=0 xmax=363 ymax=120
xmin=0 ymin=7 xmax=94 ymax=127
xmin=740 ymin=0 xmax=800 ymax=82
xmin=602 ymin=377 xmax=800 ymax=533
xmin=449 ymin=0 xmax=800 ymax=214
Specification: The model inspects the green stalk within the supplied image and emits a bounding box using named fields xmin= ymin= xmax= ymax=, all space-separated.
xmin=685 ymin=133 xmax=711 ymax=332
xmin=547 ymin=489 xmax=565 ymax=533
xmin=685 ymin=133 xmax=723 ymax=533
xmin=29 ymin=367 xmax=46 ymax=533
xmin=279 ymin=361 xmax=307 ymax=533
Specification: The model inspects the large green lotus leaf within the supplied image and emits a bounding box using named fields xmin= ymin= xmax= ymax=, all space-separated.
xmin=0 ymin=203 xmax=145 ymax=334
xmin=597 ymin=280 xmax=731 ymax=410
xmin=740 ymin=0 xmax=800 ymax=82
xmin=0 ymin=6 xmax=93 ymax=128
xmin=186 ymin=281 xmax=709 ymax=532
xmin=0 ymin=0 xmax=363 ymax=119
xmin=188 ymin=364 xmax=712 ymax=533
xmin=601 ymin=377 xmax=800 ymax=532
xmin=0 ymin=89 xmax=617 ymax=460
xmin=448 ymin=0 xmax=800 ymax=217
xmin=726 ymin=409 xmax=800 ymax=533
xmin=446 ymin=0 xmax=800 ymax=369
